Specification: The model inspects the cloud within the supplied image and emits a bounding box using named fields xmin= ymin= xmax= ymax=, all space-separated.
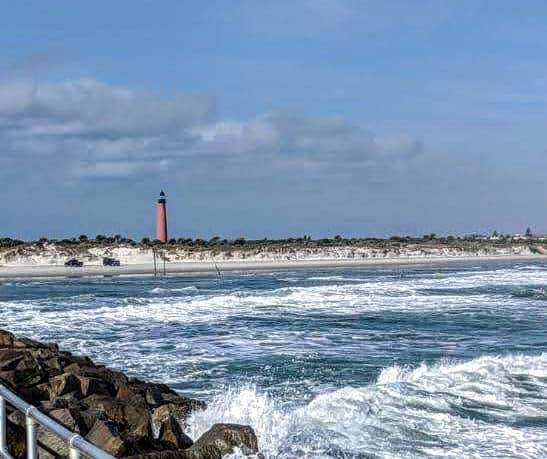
xmin=0 ymin=79 xmax=215 ymax=137
xmin=193 ymin=113 xmax=422 ymax=163
xmin=0 ymin=78 xmax=422 ymax=180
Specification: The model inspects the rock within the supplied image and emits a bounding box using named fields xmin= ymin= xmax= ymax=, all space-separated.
xmin=82 ymin=394 xmax=126 ymax=424
xmin=13 ymin=336 xmax=56 ymax=350
xmin=0 ymin=330 xmax=240 ymax=459
xmin=122 ymin=446 xmax=222 ymax=459
xmin=191 ymin=424 xmax=258 ymax=457
xmin=117 ymin=383 xmax=144 ymax=402
xmin=80 ymin=409 xmax=107 ymax=433
xmin=0 ymin=370 xmax=16 ymax=386
xmin=48 ymin=373 xmax=81 ymax=398
xmin=7 ymin=410 xmax=25 ymax=427
xmin=71 ymin=366 xmax=128 ymax=388
xmin=78 ymin=375 xmax=115 ymax=397
xmin=151 ymin=399 xmax=205 ymax=433
xmin=0 ymin=349 xmax=26 ymax=369
xmin=0 ymin=330 xmax=15 ymax=348
xmin=50 ymin=408 xmax=86 ymax=432
xmin=161 ymin=393 xmax=206 ymax=415
xmin=123 ymin=395 xmax=153 ymax=436
xmin=158 ymin=416 xmax=193 ymax=450
xmin=44 ymin=356 xmax=68 ymax=370
xmin=145 ymin=385 xmax=166 ymax=407
xmin=14 ymin=367 xmax=48 ymax=387
xmin=63 ymin=353 xmax=94 ymax=368
xmin=35 ymin=408 xmax=87 ymax=456
xmin=63 ymin=362 xmax=81 ymax=374
xmin=40 ymin=393 xmax=79 ymax=412
xmin=86 ymin=420 xmax=126 ymax=457
xmin=17 ymin=385 xmax=50 ymax=405
xmin=6 ymin=419 xmax=26 ymax=459
xmin=28 ymin=347 xmax=59 ymax=361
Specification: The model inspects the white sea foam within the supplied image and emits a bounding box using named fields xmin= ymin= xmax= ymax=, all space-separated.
xmin=187 ymin=353 xmax=547 ymax=458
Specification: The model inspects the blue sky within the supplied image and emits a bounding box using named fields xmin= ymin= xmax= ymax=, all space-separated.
xmin=1 ymin=1 xmax=546 ymax=239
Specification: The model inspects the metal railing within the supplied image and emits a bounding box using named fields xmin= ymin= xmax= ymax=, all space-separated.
xmin=0 ymin=384 xmax=114 ymax=459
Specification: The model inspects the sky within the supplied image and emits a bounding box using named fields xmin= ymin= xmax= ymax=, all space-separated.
xmin=1 ymin=0 xmax=547 ymax=240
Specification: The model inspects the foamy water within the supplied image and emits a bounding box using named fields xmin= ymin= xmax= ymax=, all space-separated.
xmin=1 ymin=260 xmax=546 ymax=457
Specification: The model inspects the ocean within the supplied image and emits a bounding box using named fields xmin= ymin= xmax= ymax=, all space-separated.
xmin=0 ymin=259 xmax=546 ymax=458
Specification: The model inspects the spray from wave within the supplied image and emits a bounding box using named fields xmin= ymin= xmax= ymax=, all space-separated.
xmin=186 ymin=353 xmax=547 ymax=458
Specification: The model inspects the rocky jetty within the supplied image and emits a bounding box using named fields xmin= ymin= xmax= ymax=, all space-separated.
xmin=0 ymin=330 xmax=258 ymax=458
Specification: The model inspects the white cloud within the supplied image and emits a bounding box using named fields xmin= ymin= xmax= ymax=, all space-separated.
xmin=0 ymin=78 xmax=422 ymax=180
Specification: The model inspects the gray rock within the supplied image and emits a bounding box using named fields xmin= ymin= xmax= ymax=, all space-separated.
xmin=191 ymin=423 xmax=258 ymax=457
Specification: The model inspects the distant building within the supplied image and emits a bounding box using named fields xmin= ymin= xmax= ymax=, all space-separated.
xmin=156 ymin=190 xmax=168 ymax=242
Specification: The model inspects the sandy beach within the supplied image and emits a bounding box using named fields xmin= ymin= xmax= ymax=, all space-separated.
xmin=0 ymin=254 xmax=544 ymax=279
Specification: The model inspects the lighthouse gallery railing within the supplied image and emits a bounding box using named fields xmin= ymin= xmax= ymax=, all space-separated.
xmin=0 ymin=383 xmax=114 ymax=459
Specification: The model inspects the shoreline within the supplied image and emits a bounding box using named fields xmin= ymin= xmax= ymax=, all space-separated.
xmin=0 ymin=254 xmax=545 ymax=280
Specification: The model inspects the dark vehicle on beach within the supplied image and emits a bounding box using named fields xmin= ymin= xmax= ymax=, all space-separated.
xmin=64 ymin=258 xmax=83 ymax=267
xmin=102 ymin=257 xmax=121 ymax=266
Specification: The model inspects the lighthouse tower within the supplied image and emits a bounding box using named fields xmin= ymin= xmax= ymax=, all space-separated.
xmin=156 ymin=190 xmax=168 ymax=242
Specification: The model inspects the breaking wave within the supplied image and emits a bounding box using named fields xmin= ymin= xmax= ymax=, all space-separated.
xmin=187 ymin=353 xmax=547 ymax=458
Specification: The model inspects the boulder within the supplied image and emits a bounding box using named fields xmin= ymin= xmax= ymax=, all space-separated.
xmin=47 ymin=373 xmax=81 ymax=398
xmin=80 ymin=409 xmax=107 ymax=434
xmin=0 ymin=349 xmax=26 ymax=369
xmin=6 ymin=419 xmax=26 ymax=459
xmin=13 ymin=336 xmax=57 ymax=350
xmin=0 ymin=370 xmax=16 ymax=386
xmin=145 ymin=385 xmax=166 ymax=407
xmin=82 ymin=394 xmax=126 ymax=424
xmin=121 ymin=446 xmax=222 ymax=459
xmin=44 ymin=356 xmax=69 ymax=371
xmin=78 ymin=375 xmax=115 ymax=397
xmin=49 ymin=408 xmax=86 ymax=433
xmin=35 ymin=407 xmax=87 ymax=457
xmin=86 ymin=420 xmax=126 ymax=457
xmin=161 ymin=393 xmax=206 ymax=416
xmin=0 ymin=330 xmax=15 ymax=348
xmin=116 ymin=383 xmax=144 ymax=402
xmin=151 ymin=400 xmax=206 ymax=433
xmin=158 ymin=416 xmax=193 ymax=450
xmin=70 ymin=366 xmax=128 ymax=388
xmin=0 ymin=330 xmax=244 ymax=459
xmin=191 ymin=424 xmax=258 ymax=457
xmin=14 ymin=367 xmax=48 ymax=387
xmin=7 ymin=410 xmax=25 ymax=427
xmin=123 ymin=394 xmax=152 ymax=436
xmin=17 ymin=385 xmax=50 ymax=405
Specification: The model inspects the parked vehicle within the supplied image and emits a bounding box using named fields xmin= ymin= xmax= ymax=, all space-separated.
xmin=64 ymin=258 xmax=83 ymax=267
xmin=102 ymin=257 xmax=121 ymax=267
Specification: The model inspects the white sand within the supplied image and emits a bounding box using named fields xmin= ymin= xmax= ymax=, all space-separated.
xmin=0 ymin=254 xmax=544 ymax=279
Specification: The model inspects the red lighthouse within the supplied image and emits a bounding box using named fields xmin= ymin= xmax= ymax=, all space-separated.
xmin=156 ymin=190 xmax=168 ymax=242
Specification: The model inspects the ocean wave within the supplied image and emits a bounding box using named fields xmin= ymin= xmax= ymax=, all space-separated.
xmin=187 ymin=353 xmax=547 ymax=458
xmin=149 ymin=286 xmax=199 ymax=294
xmin=512 ymin=286 xmax=547 ymax=300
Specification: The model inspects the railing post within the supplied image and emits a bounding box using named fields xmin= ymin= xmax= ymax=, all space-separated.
xmin=25 ymin=410 xmax=37 ymax=459
xmin=70 ymin=446 xmax=81 ymax=459
xmin=69 ymin=434 xmax=81 ymax=459
xmin=0 ymin=395 xmax=6 ymax=454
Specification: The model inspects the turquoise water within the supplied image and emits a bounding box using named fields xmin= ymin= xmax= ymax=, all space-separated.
xmin=1 ymin=260 xmax=546 ymax=458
